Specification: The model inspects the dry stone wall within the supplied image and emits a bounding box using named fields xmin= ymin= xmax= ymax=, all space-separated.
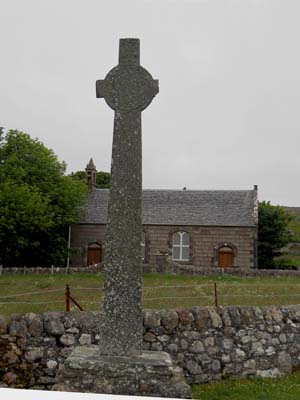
xmin=0 ymin=266 xmax=102 ymax=274
xmin=170 ymin=265 xmax=300 ymax=277
xmin=1 ymin=305 xmax=300 ymax=389
xmin=3 ymin=266 xmax=300 ymax=278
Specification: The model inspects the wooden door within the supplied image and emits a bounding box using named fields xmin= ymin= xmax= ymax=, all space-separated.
xmin=87 ymin=247 xmax=102 ymax=265
xmin=218 ymin=250 xmax=233 ymax=268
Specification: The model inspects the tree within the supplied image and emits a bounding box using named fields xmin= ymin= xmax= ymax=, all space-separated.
xmin=258 ymin=201 xmax=292 ymax=268
xmin=69 ymin=170 xmax=110 ymax=188
xmin=96 ymin=171 xmax=110 ymax=188
xmin=0 ymin=129 xmax=87 ymax=266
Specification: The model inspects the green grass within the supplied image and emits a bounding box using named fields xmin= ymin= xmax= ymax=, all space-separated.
xmin=2 ymin=273 xmax=300 ymax=318
xmin=192 ymin=372 xmax=300 ymax=400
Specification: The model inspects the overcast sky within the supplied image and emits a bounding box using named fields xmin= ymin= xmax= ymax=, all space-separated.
xmin=1 ymin=0 xmax=300 ymax=206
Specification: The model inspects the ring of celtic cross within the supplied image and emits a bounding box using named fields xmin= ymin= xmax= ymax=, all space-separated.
xmin=101 ymin=65 xmax=158 ymax=112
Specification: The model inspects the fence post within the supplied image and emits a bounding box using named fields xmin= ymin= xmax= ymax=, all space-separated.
xmin=23 ymin=265 xmax=26 ymax=275
xmin=51 ymin=265 xmax=54 ymax=275
xmin=214 ymin=282 xmax=218 ymax=308
xmin=66 ymin=284 xmax=70 ymax=312
xmin=0 ymin=265 xmax=2 ymax=276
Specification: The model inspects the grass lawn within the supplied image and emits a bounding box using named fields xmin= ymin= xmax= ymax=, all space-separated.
xmin=1 ymin=272 xmax=300 ymax=318
xmin=192 ymin=372 xmax=300 ymax=400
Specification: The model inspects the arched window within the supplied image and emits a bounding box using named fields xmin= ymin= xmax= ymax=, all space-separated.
xmin=172 ymin=232 xmax=190 ymax=261
xmin=141 ymin=232 xmax=146 ymax=262
xmin=218 ymin=246 xmax=233 ymax=268
xmin=87 ymin=242 xmax=102 ymax=266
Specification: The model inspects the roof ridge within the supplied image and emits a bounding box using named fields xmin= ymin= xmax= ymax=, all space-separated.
xmin=95 ymin=188 xmax=254 ymax=192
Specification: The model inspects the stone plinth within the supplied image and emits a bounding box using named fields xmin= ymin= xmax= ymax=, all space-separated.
xmin=53 ymin=346 xmax=191 ymax=398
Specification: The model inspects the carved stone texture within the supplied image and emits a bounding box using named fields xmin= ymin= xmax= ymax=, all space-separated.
xmin=96 ymin=39 xmax=158 ymax=112
xmin=96 ymin=38 xmax=159 ymax=356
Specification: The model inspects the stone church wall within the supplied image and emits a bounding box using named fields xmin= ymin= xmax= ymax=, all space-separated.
xmin=145 ymin=225 xmax=256 ymax=268
xmin=70 ymin=224 xmax=106 ymax=267
xmin=0 ymin=305 xmax=299 ymax=389
xmin=71 ymin=224 xmax=256 ymax=268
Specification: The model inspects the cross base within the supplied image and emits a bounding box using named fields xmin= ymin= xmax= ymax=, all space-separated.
xmin=53 ymin=346 xmax=191 ymax=398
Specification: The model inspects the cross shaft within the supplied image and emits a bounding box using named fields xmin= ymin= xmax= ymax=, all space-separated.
xmin=96 ymin=39 xmax=159 ymax=356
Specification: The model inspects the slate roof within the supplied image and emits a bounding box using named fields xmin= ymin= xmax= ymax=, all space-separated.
xmin=80 ymin=189 xmax=256 ymax=227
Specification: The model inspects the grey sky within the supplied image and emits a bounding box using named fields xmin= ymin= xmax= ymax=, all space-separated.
xmin=1 ymin=0 xmax=300 ymax=206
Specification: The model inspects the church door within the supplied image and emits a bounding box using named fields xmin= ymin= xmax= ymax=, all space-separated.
xmin=218 ymin=247 xmax=233 ymax=268
xmin=87 ymin=244 xmax=102 ymax=265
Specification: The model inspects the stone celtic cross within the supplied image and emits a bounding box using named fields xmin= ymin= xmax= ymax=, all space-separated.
xmin=96 ymin=39 xmax=159 ymax=355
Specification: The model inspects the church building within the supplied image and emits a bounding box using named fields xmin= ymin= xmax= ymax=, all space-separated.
xmin=70 ymin=159 xmax=258 ymax=270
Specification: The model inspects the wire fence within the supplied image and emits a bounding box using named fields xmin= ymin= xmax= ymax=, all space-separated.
xmin=1 ymin=282 xmax=300 ymax=318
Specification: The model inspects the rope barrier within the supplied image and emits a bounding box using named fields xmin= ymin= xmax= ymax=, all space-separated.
xmin=143 ymin=295 xmax=213 ymax=301
xmin=72 ymin=285 xmax=214 ymax=290
xmin=72 ymin=287 xmax=102 ymax=290
xmin=0 ymin=288 xmax=64 ymax=299
xmin=143 ymin=284 xmax=214 ymax=289
xmin=219 ymin=283 xmax=291 ymax=285
xmin=221 ymin=294 xmax=300 ymax=297
xmin=0 ymin=301 xmax=65 ymax=305
xmin=72 ymin=284 xmax=300 ymax=290
xmin=1 ymin=283 xmax=300 ymax=309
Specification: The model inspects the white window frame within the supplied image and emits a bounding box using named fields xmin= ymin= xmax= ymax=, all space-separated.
xmin=172 ymin=231 xmax=190 ymax=261
xmin=141 ymin=232 xmax=145 ymax=262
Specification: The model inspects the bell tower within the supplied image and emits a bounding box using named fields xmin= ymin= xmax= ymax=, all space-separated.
xmin=85 ymin=158 xmax=97 ymax=191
